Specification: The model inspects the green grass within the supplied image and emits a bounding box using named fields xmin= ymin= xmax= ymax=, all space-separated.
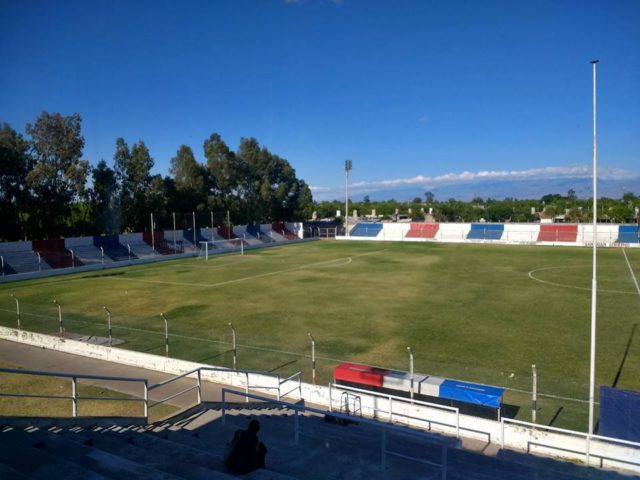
xmin=1 ymin=240 xmax=639 ymax=431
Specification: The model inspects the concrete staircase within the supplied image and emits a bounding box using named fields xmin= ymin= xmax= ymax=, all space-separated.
xmin=1 ymin=403 xmax=636 ymax=480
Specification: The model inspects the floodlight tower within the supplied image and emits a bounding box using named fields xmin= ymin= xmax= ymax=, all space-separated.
xmin=344 ymin=160 xmax=352 ymax=236
xmin=588 ymin=59 xmax=599 ymax=437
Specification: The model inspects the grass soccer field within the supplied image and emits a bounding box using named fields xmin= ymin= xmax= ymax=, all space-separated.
xmin=1 ymin=240 xmax=638 ymax=431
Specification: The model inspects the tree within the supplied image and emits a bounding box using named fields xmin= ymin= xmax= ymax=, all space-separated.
xmin=90 ymin=159 xmax=119 ymax=234
xmin=424 ymin=191 xmax=435 ymax=204
xmin=0 ymin=123 xmax=31 ymax=240
xmin=113 ymin=138 xmax=154 ymax=230
xmin=169 ymin=145 xmax=206 ymax=211
xmin=25 ymin=112 xmax=89 ymax=237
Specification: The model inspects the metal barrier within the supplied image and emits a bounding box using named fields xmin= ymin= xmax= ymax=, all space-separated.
xmin=147 ymin=366 xmax=302 ymax=410
xmin=0 ymin=367 xmax=148 ymax=418
xmin=330 ymin=383 xmax=462 ymax=439
xmin=501 ymin=417 xmax=640 ymax=469
xmin=221 ymin=388 xmax=450 ymax=478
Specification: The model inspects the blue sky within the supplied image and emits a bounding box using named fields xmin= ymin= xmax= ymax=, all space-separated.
xmin=1 ymin=0 xmax=639 ymax=200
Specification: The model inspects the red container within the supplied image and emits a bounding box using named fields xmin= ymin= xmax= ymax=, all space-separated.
xmin=334 ymin=362 xmax=388 ymax=388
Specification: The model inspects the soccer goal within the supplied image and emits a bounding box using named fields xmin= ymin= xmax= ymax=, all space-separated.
xmin=198 ymin=238 xmax=245 ymax=260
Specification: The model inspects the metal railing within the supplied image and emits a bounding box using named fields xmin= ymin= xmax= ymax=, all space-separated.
xmin=221 ymin=388 xmax=450 ymax=478
xmin=146 ymin=366 xmax=301 ymax=411
xmin=501 ymin=417 xmax=640 ymax=469
xmin=0 ymin=367 xmax=149 ymax=418
xmin=330 ymin=383 xmax=462 ymax=439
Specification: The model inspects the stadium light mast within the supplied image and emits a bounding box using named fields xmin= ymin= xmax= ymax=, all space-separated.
xmin=588 ymin=59 xmax=599 ymax=436
xmin=344 ymin=160 xmax=352 ymax=236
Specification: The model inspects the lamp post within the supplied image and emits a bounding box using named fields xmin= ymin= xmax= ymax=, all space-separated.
xmin=588 ymin=59 xmax=599 ymax=436
xmin=104 ymin=306 xmax=112 ymax=347
xmin=11 ymin=294 xmax=20 ymax=330
xmin=229 ymin=322 xmax=237 ymax=369
xmin=308 ymin=333 xmax=316 ymax=385
xmin=161 ymin=313 xmax=169 ymax=357
xmin=407 ymin=346 xmax=414 ymax=401
xmin=344 ymin=160 xmax=352 ymax=236
xmin=54 ymin=299 xmax=63 ymax=338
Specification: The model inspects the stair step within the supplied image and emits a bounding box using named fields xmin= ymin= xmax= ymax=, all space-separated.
xmin=4 ymin=428 xmax=184 ymax=480
xmin=0 ymin=431 xmax=111 ymax=480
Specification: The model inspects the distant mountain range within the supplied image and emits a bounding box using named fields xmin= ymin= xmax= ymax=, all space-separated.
xmin=316 ymin=176 xmax=640 ymax=202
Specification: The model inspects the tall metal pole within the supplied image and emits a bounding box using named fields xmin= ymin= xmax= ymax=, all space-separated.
xmin=192 ymin=211 xmax=197 ymax=247
xmin=150 ymin=212 xmax=155 ymax=256
xmin=407 ymin=346 xmax=414 ymax=401
xmin=104 ymin=306 xmax=112 ymax=347
xmin=532 ymin=364 xmax=537 ymax=424
xmin=161 ymin=313 xmax=169 ymax=357
xmin=229 ymin=322 xmax=237 ymax=369
xmin=344 ymin=160 xmax=352 ymax=237
xmin=54 ymin=299 xmax=63 ymax=338
xmin=173 ymin=212 xmax=177 ymax=252
xmin=588 ymin=59 xmax=599 ymax=436
xmin=308 ymin=333 xmax=316 ymax=385
xmin=11 ymin=294 xmax=20 ymax=330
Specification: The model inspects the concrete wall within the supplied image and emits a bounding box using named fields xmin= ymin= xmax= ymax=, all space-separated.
xmin=337 ymin=223 xmax=640 ymax=249
xmin=0 ymin=241 xmax=33 ymax=253
xmin=1 ymin=326 xmax=637 ymax=474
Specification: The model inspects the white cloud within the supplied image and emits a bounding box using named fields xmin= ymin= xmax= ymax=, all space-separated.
xmin=310 ymin=164 xmax=636 ymax=197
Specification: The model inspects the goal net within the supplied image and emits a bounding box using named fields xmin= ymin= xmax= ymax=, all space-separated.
xmin=198 ymin=238 xmax=245 ymax=260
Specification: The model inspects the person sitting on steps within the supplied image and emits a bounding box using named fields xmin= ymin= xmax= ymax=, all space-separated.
xmin=224 ymin=418 xmax=267 ymax=474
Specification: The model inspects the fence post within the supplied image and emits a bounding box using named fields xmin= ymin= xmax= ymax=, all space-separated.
xmin=72 ymin=376 xmax=78 ymax=417
xmin=455 ymin=409 xmax=460 ymax=439
xmin=144 ymin=381 xmax=149 ymax=419
xmin=222 ymin=390 xmax=226 ymax=425
xmin=37 ymin=251 xmax=41 ymax=271
xmin=586 ymin=434 xmax=591 ymax=465
xmin=127 ymin=244 xmax=131 ymax=262
xmin=389 ymin=396 xmax=393 ymax=422
xmin=245 ymin=372 xmax=249 ymax=403
xmin=329 ymin=383 xmax=333 ymax=412
xmin=197 ymin=369 xmax=202 ymax=405
xmin=501 ymin=418 xmax=505 ymax=449
xmin=100 ymin=246 xmax=104 ymax=266
xmin=11 ymin=294 xmax=20 ymax=330
xmin=160 ymin=313 xmax=169 ymax=357
xmin=54 ymin=299 xmax=63 ymax=337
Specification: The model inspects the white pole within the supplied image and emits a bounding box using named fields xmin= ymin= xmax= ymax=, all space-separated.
xmin=229 ymin=322 xmax=237 ymax=369
xmin=11 ymin=294 xmax=20 ymax=330
xmin=70 ymin=249 xmax=74 ymax=268
xmin=127 ymin=243 xmax=131 ymax=262
xmin=100 ymin=246 xmax=104 ymax=266
xmin=161 ymin=313 xmax=169 ymax=357
xmin=54 ymin=299 xmax=63 ymax=337
xmin=588 ymin=59 xmax=599 ymax=436
xmin=532 ymin=364 xmax=537 ymax=424
xmin=1 ymin=255 xmax=4 ymax=277
xmin=192 ymin=211 xmax=197 ymax=247
xmin=308 ymin=333 xmax=316 ymax=385
xmin=104 ymin=306 xmax=112 ymax=347
xmin=151 ymin=213 xmax=155 ymax=256
xmin=37 ymin=251 xmax=41 ymax=271
xmin=173 ymin=212 xmax=177 ymax=252
xmin=407 ymin=346 xmax=414 ymax=401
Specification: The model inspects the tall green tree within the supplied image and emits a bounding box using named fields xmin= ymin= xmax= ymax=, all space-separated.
xmin=90 ymin=159 xmax=119 ymax=234
xmin=25 ymin=112 xmax=89 ymax=237
xmin=113 ymin=138 xmax=154 ymax=230
xmin=0 ymin=123 xmax=31 ymax=240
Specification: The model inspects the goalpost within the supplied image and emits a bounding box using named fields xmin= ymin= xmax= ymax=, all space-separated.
xmin=198 ymin=238 xmax=244 ymax=260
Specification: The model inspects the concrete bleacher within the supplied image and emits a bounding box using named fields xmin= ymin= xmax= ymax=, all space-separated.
xmin=467 ymin=224 xmax=504 ymax=241
xmin=32 ymin=239 xmax=74 ymax=269
xmin=120 ymin=233 xmax=156 ymax=258
xmin=0 ymin=241 xmax=49 ymax=275
xmin=405 ymin=223 xmax=439 ymax=239
xmin=65 ymin=237 xmax=105 ymax=266
xmin=272 ymin=222 xmax=297 ymax=240
xmin=350 ymin=223 xmax=383 ymax=237
xmin=616 ymin=225 xmax=640 ymax=244
xmin=246 ymin=225 xmax=274 ymax=243
xmin=1 ymin=402 xmax=632 ymax=480
xmin=93 ymin=235 xmax=137 ymax=262
xmin=537 ymin=225 xmax=578 ymax=243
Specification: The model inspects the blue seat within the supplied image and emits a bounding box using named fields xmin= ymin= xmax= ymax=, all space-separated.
xmin=350 ymin=223 xmax=383 ymax=237
xmin=616 ymin=226 xmax=640 ymax=243
xmin=467 ymin=224 xmax=504 ymax=240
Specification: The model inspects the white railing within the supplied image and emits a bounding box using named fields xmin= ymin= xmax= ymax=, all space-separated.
xmin=329 ymin=383 xmax=462 ymax=439
xmin=147 ymin=366 xmax=302 ymax=410
xmin=221 ymin=388 xmax=451 ymax=478
xmin=0 ymin=367 xmax=149 ymax=418
xmin=501 ymin=417 xmax=640 ymax=470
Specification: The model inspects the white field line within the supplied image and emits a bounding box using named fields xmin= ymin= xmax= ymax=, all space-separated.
xmin=528 ymin=266 xmax=635 ymax=295
xmin=104 ymin=256 xmax=353 ymax=288
xmin=622 ymin=249 xmax=640 ymax=297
